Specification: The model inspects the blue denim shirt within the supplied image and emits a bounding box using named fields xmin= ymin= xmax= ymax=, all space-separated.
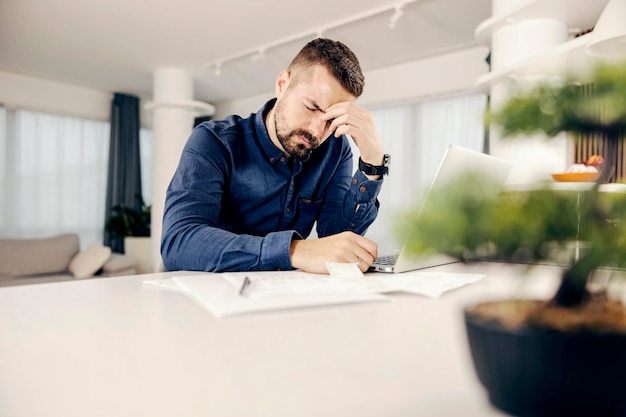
xmin=161 ymin=99 xmax=383 ymax=272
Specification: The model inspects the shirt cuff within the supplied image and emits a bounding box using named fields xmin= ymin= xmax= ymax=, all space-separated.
xmin=260 ymin=230 xmax=302 ymax=271
xmin=350 ymin=170 xmax=384 ymax=203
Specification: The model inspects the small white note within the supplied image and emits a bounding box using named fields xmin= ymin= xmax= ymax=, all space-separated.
xmin=143 ymin=277 xmax=188 ymax=292
xmin=325 ymin=262 xmax=364 ymax=279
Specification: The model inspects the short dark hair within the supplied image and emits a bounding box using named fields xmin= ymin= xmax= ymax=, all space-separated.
xmin=288 ymin=38 xmax=365 ymax=97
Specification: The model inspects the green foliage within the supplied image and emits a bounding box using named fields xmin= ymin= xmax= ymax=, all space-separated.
xmin=106 ymin=194 xmax=151 ymax=238
xmin=488 ymin=61 xmax=626 ymax=137
xmin=400 ymin=175 xmax=626 ymax=287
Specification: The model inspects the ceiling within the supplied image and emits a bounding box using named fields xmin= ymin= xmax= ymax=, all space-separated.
xmin=0 ymin=0 xmax=492 ymax=104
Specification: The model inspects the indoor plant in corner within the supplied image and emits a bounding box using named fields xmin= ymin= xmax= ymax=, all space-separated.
xmin=400 ymin=62 xmax=626 ymax=417
xmin=106 ymin=194 xmax=152 ymax=274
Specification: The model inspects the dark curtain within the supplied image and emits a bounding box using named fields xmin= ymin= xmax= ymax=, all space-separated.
xmin=194 ymin=115 xmax=212 ymax=128
xmin=103 ymin=93 xmax=142 ymax=253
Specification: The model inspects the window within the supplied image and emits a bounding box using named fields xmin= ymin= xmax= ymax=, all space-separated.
xmin=363 ymin=93 xmax=488 ymax=250
xmin=0 ymin=108 xmax=153 ymax=248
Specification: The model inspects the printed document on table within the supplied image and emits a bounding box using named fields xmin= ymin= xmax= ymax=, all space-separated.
xmin=142 ymin=269 xmax=484 ymax=318
xmin=221 ymin=270 xmax=484 ymax=299
xmin=171 ymin=274 xmax=389 ymax=318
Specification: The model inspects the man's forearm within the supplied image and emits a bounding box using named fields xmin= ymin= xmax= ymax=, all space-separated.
xmin=161 ymin=224 xmax=297 ymax=272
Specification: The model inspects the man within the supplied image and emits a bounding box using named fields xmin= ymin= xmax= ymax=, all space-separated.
xmin=161 ymin=38 xmax=390 ymax=274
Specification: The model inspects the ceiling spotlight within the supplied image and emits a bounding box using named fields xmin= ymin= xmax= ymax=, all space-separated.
xmin=388 ymin=4 xmax=404 ymax=29
xmin=251 ymin=48 xmax=266 ymax=62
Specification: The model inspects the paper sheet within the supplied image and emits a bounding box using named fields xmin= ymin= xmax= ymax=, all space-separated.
xmin=221 ymin=270 xmax=484 ymax=299
xmin=172 ymin=275 xmax=388 ymax=318
xmin=142 ymin=269 xmax=484 ymax=318
xmin=362 ymin=271 xmax=484 ymax=298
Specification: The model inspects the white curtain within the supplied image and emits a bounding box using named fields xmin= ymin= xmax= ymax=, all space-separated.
xmin=361 ymin=93 xmax=488 ymax=252
xmin=140 ymin=129 xmax=154 ymax=206
xmin=0 ymin=108 xmax=153 ymax=249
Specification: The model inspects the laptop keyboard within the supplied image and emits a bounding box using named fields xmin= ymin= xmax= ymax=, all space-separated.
xmin=375 ymin=254 xmax=398 ymax=265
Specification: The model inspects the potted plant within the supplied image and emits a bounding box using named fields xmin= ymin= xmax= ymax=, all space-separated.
xmin=106 ymin=194 xmax=152 ymax=274
xmin=400 ymin=61 xmax=626 ymax=417
xmin=106 ymin=194 xmax=151 ymax=239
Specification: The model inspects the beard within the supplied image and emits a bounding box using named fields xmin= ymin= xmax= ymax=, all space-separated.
xmin=273 ymin=99 xmax=320 ymax=159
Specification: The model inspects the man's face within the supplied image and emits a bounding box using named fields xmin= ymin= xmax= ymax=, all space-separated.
xmin=273 ymin=66 xmax=355 ymax=159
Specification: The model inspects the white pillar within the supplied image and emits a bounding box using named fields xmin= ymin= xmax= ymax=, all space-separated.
xmin=147 ymin=68 xmax=215 ymax=272
xmin=491 ymin=0 xmax=525 ymax=16
xmin=488 ymin=0 xmax=570 ymax=185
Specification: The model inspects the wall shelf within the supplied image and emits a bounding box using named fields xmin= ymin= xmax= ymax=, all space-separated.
xmin=474 ymin=0 xmax=610 ymax=91
xmin=475 ymin=0 xmax=608 ymax=45
xmin=475 ymin=33 xmax=604 ymax=91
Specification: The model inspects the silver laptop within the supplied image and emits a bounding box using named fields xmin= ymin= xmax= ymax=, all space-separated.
xmin=369 ymin=145 xmax=513 ymax=273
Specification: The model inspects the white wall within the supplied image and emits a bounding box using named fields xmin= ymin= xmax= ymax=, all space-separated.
xmin=0 ymin=71 xmax=153 ymax=127
xmin=360 ymin=46 xmax=490 ymax=109
xmin=0 ymin=71 xmax=112 ymax=120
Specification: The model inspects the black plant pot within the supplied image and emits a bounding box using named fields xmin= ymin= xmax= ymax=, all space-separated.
xmin=465 ymin=302 xmax=626 ymax=417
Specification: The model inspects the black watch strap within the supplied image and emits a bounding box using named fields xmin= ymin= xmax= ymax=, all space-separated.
xmin=359 ymin=154 xmax=390 ymax=176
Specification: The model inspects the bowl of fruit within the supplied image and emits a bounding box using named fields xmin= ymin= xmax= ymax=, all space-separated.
xmin=552 ymin=155 xmax=604 ymax=182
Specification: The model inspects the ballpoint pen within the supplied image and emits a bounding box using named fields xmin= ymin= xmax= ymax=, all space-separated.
xmin=238 ymin=276 xmax=251 ymax=296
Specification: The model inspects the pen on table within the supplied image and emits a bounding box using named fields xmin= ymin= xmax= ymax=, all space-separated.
xmin=239 ymin=276 xmax=251 ymax=297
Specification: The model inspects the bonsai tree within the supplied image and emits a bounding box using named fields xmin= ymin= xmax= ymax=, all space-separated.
xmin=402 ymin=61 xmax=626 ymax=325
xmin=105 ymin=194 xmax=151 ymax=239
xmin=398 ymin=62 xmax=626 ymax=417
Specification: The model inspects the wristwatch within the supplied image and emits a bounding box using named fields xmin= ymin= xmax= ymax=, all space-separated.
xmin=359 ymin=154 xmax=391 ymax=177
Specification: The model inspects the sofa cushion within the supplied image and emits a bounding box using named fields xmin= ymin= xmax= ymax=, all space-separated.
xmin=0 ymin=233 xmax=80 ymax=277
xmin=69 ymin=244 xmax=112 ymax=279
xmin=103 ymin=254 xmax=136 ymax=273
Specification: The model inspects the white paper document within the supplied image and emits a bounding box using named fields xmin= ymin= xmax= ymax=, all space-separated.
xmin=142 ymin=269 xmax=483 ymax=318
xmin=171 ymin=274 xmax=388 ymax=318
xmin=222 ymin=270 xmax=484 ymax=299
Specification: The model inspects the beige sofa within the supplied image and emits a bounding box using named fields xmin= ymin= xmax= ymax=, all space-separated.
xmin=0 ymin=233 xmax=137 ymax=287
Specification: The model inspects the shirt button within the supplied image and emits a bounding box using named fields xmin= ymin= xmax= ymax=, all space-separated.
xmin=279 ymin=156 xmax=286 ymax=162
xmin=269 ymin=157 xmax=274 ymax=162
xmin=359 ymin=186 xmax=367 ymax=192
xmin=350 ymin=222 xmax=356 ymax=227
xmin=352 ymin=179 xmax=358 ymax=185
xmin=286 ymin=207 xmax=291 ymax=213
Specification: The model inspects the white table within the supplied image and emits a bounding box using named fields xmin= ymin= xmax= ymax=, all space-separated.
xmin=0 ymin=262 xmax=567 ymax=417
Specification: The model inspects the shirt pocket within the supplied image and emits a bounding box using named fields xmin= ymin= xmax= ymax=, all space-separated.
xmin=293 ymin=197 xmax=324 ymax=237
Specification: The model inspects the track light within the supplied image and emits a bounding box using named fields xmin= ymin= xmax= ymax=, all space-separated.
xmin=388 ymin=4 xmax=404 ymax=29
xmin=204 ymin=0 xmax=420 ymax=75
xmin=251 ymin=48 xmax=266 ymax=62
